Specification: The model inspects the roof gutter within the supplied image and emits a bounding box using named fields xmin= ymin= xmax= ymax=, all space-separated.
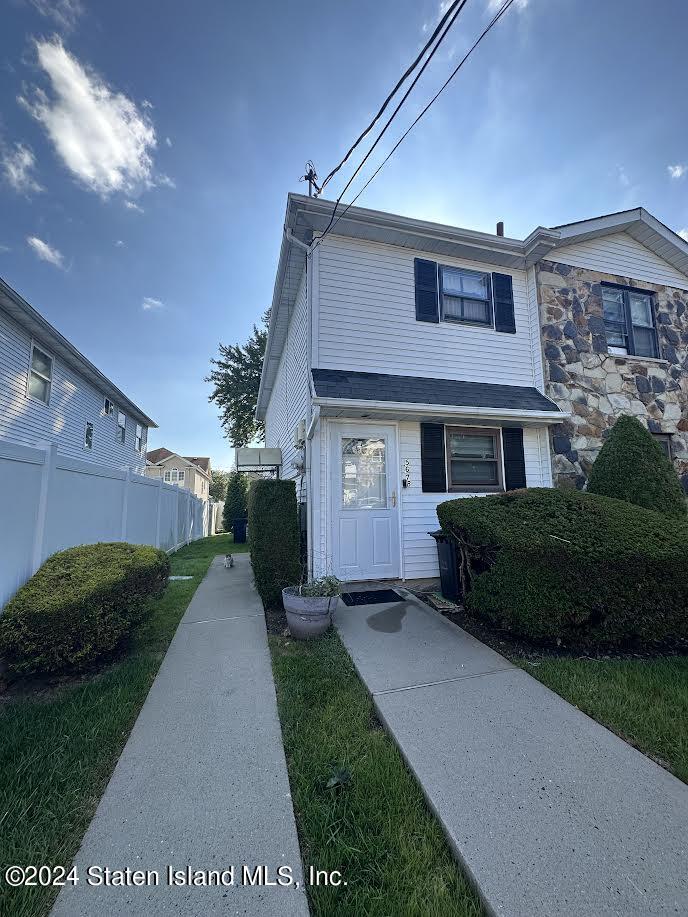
xmin=312 ymin=395 xmax=566 ymax=424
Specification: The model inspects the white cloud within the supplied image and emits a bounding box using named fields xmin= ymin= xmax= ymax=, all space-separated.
xmin=124 ymin=200 xmax=144 ymax=213
xmin=678 ymin=229 xmax=688 ymax=243
xmin=165 ymin=136 xmax=172 ymax=147
xmin=115 ymin=239 xmax=124 ymax=247
xmin=142 ymin=297 xmax=164 ymax=311
xmin=0 ymin=244 xmax=11 ymax=253
xmin=27 ymin=235 xmax=64 ymax=268
xmin=20 ymin=38 xmax=157 ymax=198
xmin=1 ymin=142 xmax=43 ymax=194
xmin=487 ymin=0 xmax=529 ymax=12
xmin=156 ymin=173 xmax=176 ymax=189
xmin=668 ymin=164 xmax=686 ymax=180
xmin=616 ymin=164 xmax=630 ymax=188
xmin=31 ymin=0 xmax=83 ymax=31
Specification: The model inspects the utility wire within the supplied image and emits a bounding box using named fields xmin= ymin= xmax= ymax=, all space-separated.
xmin=315 ymin=0 xmax=470 ymax=244
xmin=319 ymin=0 xmax=465 ymax=195
xmin=313 ymin=0 xmax=515 ymax=249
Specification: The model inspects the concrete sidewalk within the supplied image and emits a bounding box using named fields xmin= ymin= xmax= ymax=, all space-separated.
xmin=52 ymin=554 xmax=309 ymax=917
xmin=335 ymin=589 xmax=688 ymax=917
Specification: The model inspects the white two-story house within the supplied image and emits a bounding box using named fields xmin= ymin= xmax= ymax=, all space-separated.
xmin=0 ymin=277 xmax=155 ymax=471
xmin=257 ymin=194 xmax=564 ymax=582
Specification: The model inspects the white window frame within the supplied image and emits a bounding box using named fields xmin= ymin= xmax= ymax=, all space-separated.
xmin=171 ymin=469 xmax=179 ymax=482
xmin=178 ymin=469 xmax=185 ymax=485
xmin=135 ymin=423 xmax=145 ymax=452
xmin=84 ymin=421 xmax=94 ymax=450
xmin=117 ymin=411 xmax=126 ymax=444
xmin=27 ymin=341 xmax=54 ymax=405
xmin=104 ymin=397 xmax=115 ymax=415
xmin=440 ymin=266 xmax=494 ymax=328
xmin=163 ymin=470 xmax=171 ymax=482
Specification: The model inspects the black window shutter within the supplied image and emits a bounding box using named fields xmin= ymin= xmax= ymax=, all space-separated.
xmin=421 ymin=423 xmax=446 ymax=492
xmin=492 ymin=272 xmax=516 ymax=334
xmin=502 ymin=428 xmax=526 ymax=490
xmin=415 ymin=258 xmax=439 ymax=323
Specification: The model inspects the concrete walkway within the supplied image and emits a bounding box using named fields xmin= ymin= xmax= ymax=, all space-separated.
xmin=52 ymin=554 xmax=308 ymax=917
xmin=335 ymin=588 xmax=688 ymax=917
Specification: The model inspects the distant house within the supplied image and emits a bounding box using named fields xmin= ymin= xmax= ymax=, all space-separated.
xmin=0 ymin=276 xmax=155 ymax=471
xmin=145 ymin=448 xmax=211 ymax=499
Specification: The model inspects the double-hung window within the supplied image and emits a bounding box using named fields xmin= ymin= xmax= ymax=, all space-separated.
xmin=28 ymin=344 xmax=53 ymax=404
xmin=135 ymin=423 xmax=144 ymax=452
xmin=84 ymin=422 xmax=94 ymax=450
xmin=117 ymin=411 xmax=126 ymax=443
xmin=178 ymin=469 xmax=185 ymax=485
xmin=171 ymin=469 xmax=179 ymax=482
xmin=446 ymin=427 xmax=503 ymax=491
xmin=163 ymin=470 xmax=171 ymax=482
xmin=104 ymin=397 xmax=114 ymax=415
xmin=441 ymin=267 xmax=492 ymax=326
xmin=602 ymin=284 xmax=658 ymax=358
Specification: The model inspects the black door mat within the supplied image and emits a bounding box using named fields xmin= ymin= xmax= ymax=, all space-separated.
xmin=341 ymin=589 xmax=404 ymax=606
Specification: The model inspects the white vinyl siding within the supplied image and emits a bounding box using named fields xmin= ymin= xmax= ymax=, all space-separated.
xmin=0 ymin=309 xmax=146 ymax=471
xmin=397 ymin=421 xmax=551 ymax=579
xmin=264 ymin=268 xmax=309 ymax=500
xmin=317 ymin=236 xmax=539 ymax=387
xmin=550 ymin=232 xmax=688 ymax=290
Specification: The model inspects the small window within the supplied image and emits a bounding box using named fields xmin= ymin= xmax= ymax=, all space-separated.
xmin=135 ymin=423 xmax=144 ymax=452
xmin=441 ymin=267 xmax=492 ymax=326
xmin=84 ymin=422 xmax=94 ymax=450
xmin=446 ymin=427 xmax=503 ymax=491
xmin=178 ymin=469 xmax=185 ymax=484
xmin=163 ymin=470 xmax=171 ymax=482
xmin=653 ymin=433 xmax=673 ymax=459
xmin=104 ymin=398 xmax=114 ymax=415
xmin=117 ymin=411 xmax=126 ymax=443
xmin=171 ymin=469 xmax=178 ymax=482
xmin=602 ymin=285 xmax=658 ymax=358
xmin=28 ymin=344 xmax=53 ymax=404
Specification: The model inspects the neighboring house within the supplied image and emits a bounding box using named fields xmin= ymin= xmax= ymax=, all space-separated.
xmin=257 ymin=194 xmax=563 ymax=582
xmin=145 ymin=447 xmax=212 ymax=499
xmin=533 ymin=209 xmax=688 ymax=489
xmin=0 ymin=276 xmax=155 ymax=471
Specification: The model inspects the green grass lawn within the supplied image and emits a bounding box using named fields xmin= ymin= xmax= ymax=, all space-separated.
xmin=270 ymin=630 xmax=484 ymax=917
xmin=0 ymin=533 xmax=246 ymax=917
xmin=518 ymin=656 xmax=688 ymax=784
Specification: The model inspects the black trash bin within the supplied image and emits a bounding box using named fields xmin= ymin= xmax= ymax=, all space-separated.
xmin=429 ymin=530 xmax=460 ymax=602
xmin=233 ymin=517 xmax=248 ymax=544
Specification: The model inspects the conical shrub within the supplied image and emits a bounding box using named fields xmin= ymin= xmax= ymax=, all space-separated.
xmin=587 ymin=414 xmax=686 ymax=518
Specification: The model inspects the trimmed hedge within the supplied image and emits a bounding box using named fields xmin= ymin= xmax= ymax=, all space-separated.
xmin=587 ymin=414 xmax=686 ymax=518
xmin=248 ymin=479 xmax=301 ymax=607
xmin=437 ymin=487 xmax=688 ymax=648
xmin=0 ymin=543 xmax=170 ymax=676
xmin=223 ymin=471 xmax=248 ymax=534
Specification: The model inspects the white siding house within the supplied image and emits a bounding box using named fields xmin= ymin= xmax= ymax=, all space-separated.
xmin=0 ymin=277 xmax=155 ymax=471
xmin=258 ymin=195 xmax=562 ymax=582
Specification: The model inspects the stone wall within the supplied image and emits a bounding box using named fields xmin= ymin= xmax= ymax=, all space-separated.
xmin=536 ymin=259 xmax=688 ymax=490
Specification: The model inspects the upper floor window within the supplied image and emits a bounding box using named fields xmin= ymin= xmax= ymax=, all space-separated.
xmin=117 ymin=411 xmax=126 ymax=443
xmin=28 ymin=344 xmax=53 ymax=404
xmin=135 ymin=423 xmax=145 ymax=452
xmin=171 ymin=469 xmax=179 ymax=482
xmin=441 ymin=267 xmax=492 ymax=326
xmin=178 ymin=469 xmax=185 ymax=485
xmin=163 ymin=470 xmax=171 ymax=482
xmin=602 ymin=284 xmax=658 ymax=358
xmin=84 ymin=422 xmax=94 ymax=450
xmin=104 ymin=397 xmax=114 ymax=415
xmin=445 ymin=427 xmax=503 ymax=491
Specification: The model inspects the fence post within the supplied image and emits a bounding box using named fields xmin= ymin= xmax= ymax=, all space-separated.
xmin=155 ymin=477 xmax=163 ymax=548
xmin=120 ymin=468 xmax=132 ymax=541
xmin=31 ymin=441 xmax=58 ymax=574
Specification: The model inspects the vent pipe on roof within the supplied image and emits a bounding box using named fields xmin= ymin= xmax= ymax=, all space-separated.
xmin=496 ymin=221 xmax=504 ymax=237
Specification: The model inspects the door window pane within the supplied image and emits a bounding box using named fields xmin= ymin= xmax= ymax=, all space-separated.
xmin=341 ymin=437 xmax=387 ymax=509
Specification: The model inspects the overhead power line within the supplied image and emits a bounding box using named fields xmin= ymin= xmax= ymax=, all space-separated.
xmin=315 ymin=0 xmax=470 ymax=245
xmin=313 ymin=0 xmax=516 ymax=249
xmin=319 ymin=0 xmax=465 ymax=195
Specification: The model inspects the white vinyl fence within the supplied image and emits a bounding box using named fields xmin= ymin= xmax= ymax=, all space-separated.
xmin=0 ymin=438 xmax=210 ymax=609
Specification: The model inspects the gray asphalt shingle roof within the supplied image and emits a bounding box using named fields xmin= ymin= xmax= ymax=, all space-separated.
xmin=311 ymin=369 xmax=561 ymax=413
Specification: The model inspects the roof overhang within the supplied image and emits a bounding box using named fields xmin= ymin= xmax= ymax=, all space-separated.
xmin=313 ymin=396 xmax=565 ymax=426
xmin=0 ymin=277 xmax=157 ymax=428
xmin=152 ymin=453 xmax=211 ymax=479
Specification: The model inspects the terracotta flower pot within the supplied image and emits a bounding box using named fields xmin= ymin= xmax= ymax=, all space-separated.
xmin=282 ymin=587 xmax=338 ymax=639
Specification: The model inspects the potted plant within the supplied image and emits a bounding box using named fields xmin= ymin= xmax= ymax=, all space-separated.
xmin=282 ymin=575 xmax=342 ymax=639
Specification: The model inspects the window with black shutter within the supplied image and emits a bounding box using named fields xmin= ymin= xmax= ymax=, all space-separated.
xmin=420 ymin=423 xmax=446 ymax=492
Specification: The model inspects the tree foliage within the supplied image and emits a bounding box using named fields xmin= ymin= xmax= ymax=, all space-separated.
xmin=206 ymin=311 xmax=269 ymax=447
xmin=248 ymin=479 xmax=301 ymax=607
xmin=209 ymin=469 xmax=230 ymax=503
xmin=587 ymin=414 xmax=686 ymax=518
xmin=223 ymin=471 xmax=248 ymax=533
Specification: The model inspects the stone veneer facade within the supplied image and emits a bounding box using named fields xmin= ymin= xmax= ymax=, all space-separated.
xmin=536 ymin=259 xmax=688 ymax=490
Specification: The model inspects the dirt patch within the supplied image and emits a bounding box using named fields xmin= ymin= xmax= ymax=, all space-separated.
xmin=264 ymin=603 xmax=288 ymax=637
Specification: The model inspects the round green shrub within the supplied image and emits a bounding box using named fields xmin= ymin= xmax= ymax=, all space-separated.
xmin=248 ymin=479 xmax=301 ymax=608
xmin=0 ymin=543 xmax=170 ymax=676
xmin=436 ymin=488 xmax=688 ymax=648
xmin=587 ymin=414 xmax=686 ymax=518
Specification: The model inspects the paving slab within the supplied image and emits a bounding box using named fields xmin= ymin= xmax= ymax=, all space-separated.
xmin=334 ymin=589 xmax=512 ymax=694
xmin=336 ymin=591 xmax=688 ymax=917
xmin=52 ymin=554 xmax=308 ymax=917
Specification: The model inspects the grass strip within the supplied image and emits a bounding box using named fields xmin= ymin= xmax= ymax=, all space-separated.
xmin=518 ymin=656 xmax=688 ymax=784
xmin=270 ymin=629 xmax=484 ymax=917
xmin=0 ymin=533 xmax=245 ymax=917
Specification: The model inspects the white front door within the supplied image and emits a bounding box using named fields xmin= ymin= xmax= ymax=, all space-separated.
xmin=330 ymin=423 xmax=401 ymax=581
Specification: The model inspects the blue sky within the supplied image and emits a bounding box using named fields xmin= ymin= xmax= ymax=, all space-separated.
xmin=1 ymin=0 xmax=687 ymax=469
